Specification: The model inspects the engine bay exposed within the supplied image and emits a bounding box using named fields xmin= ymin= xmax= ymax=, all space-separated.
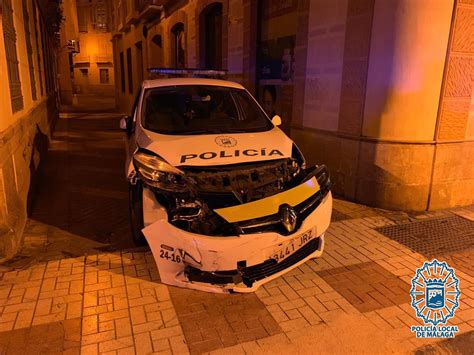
xmin=182 ymin=158 xmax=301 ymax=206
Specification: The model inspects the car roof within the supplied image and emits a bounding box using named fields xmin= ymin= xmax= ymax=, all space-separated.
xmin=142 ymin=77 xmax=245 ymax=90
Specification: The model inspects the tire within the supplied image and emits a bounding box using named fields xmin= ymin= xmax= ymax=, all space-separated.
xmin=129 ymin=181 xmax=147 ymax=246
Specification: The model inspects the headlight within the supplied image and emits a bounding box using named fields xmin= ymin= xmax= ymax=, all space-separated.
xmin=291 ymin=144 xmax=306 ymax=169
xmin=133 ymin=151 xmax=189 ymax=192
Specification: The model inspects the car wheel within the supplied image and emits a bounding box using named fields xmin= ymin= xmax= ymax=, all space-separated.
xmin=129 ymin=181 xmax=147 ymax=246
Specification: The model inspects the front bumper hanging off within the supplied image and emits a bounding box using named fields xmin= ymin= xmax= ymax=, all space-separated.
xmin=142 ymin=177 xmax=332 ymax=294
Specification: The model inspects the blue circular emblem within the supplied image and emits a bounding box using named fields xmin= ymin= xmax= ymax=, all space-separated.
xmin=410 ymin=259 xmax=460 ymax=326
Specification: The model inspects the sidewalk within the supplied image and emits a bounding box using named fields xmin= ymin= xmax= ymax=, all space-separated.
xmin=0 ymin=111 xmax=473 ymax=354
xmin=61 ymin=94 xmax=117 ymax=114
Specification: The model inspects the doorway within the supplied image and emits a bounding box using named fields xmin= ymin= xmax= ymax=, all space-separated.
xmin=200 ymin=3 xmax=223 ymax=69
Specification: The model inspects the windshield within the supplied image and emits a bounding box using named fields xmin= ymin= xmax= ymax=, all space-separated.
xmin=141 ymin=85 xmax=273 ymax=135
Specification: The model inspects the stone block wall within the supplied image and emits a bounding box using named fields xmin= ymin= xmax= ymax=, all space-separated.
xmin=0 ymin=97 xmax=56 ymax=258
xmin=291 ymin=0 xmax=474 ymax=211
xmin=436 ymin=1 xmax=474 ymax=141
xmin=429 ymin=0 xmax=474 ymax=209
xmin=430 ymin=142 xmax=474 ymax=209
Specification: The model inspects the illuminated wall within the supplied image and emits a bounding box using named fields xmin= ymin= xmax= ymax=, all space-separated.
xmin=72 ymin=0 xmax=115 ymax=96
xmin=363 ymin=0 xmax=452 ymax=141
xmin=58 ymin=0 xmax=79 ymax=104
xmin=292 ymin=0 xmax=474 ymax=210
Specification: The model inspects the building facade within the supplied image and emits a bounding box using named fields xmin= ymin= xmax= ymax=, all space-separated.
xmin=0 ymin=0 xmax=59 ymax=257
xmin=58 ymin=0 xmax=79 ymax=105
xmin=59 ymin=0 xmax=115 ymax=102
xmin=110 ymin=0 xmax=474 ymax=211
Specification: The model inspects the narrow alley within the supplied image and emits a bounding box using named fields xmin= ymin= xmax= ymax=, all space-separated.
xmin=25 ymin=109 xmax=133 ymax=263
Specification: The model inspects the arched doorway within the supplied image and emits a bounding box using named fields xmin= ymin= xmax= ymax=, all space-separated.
xmin=199 ymin=3 xmax=223 ymax=69
xmin=171 ymin=23 xmax=185 ymax=68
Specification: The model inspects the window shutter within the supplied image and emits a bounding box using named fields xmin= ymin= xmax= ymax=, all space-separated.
xmin=2 ymin=0 xmax=24 ymax=112
xmin=22 ymin=0 xmax=37 ymax=101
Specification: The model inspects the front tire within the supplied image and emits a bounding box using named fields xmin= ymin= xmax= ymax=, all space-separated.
xmin=129 ymin=181 xmax=147 ymax=246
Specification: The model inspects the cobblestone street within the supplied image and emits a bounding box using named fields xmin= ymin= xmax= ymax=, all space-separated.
xmin=0 ymin=111 xmax=473 ymax=354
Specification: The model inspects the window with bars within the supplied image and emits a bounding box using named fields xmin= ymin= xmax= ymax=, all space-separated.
xmin=32 ymin=1 xmax=44 ymax=96
xmin=92 ymin=1 xmax=108 ymax=32
xmin=171 ymin=23 xmax=185 ymax=68
xmin=40 ymin=17 xmax=53 ymax=94
xmin=78 ymin=5 xmax=89 ymax=32
xmin=22 ymin=0 xmax=37 ymax=101
xmin=100 ymin=69 xmax=109 ymax=84
xmin=2 ymin=0 xmax=24 ymax=112
xmin=120 ymin=52 xmax=125 ymax=93
xmin=127 ymin=48 xmax=133 ymax=94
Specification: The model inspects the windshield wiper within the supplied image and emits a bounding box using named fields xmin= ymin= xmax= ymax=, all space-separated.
xmin=179 ymin=129 xmax=227 ymax=135
xmin=225 ymin=128 xmax=267 ymax=133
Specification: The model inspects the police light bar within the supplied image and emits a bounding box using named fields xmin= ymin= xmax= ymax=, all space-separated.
xmin=147 ymin=68 xmax=227 ymax=77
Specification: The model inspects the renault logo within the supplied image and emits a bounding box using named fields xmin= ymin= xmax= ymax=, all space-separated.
xmin=280 ymin=204 xmax=298 ymax=233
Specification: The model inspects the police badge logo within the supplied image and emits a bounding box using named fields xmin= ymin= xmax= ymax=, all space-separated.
xmin=410 ymin=259 xmax=460 ymax=338
xmin=215 ymin=136 xmax=237 ymax=147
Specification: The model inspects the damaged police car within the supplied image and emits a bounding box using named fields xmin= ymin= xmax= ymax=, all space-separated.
xmin=121 ymin=70 xmax=332 ymax=293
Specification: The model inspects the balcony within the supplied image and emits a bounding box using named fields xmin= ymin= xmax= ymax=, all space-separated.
xmin=118 ymin=21 xmax=131 ymax=33
xmin=74 ymin=56 xmax=90 ymax=67
xmin=74 ymin=56 xmax=90 ymax=64
xmin=137 ymin=0 xmax=166 ymax=22
xmin=112 ymin=30 xmax=123 ymax=39
xmin=96 ymin=56 xmax=113 ymax=64
xmin=125 ymin=0 xmax=140 ymax=26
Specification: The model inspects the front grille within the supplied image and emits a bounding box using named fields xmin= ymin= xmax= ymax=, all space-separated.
xmin=184 ymin=237 xmax=320 ymax=288
xmin=240 ymin=238 xmax=320 ymax=286
xmin=235 ymin=190 xmax=326 ymax=235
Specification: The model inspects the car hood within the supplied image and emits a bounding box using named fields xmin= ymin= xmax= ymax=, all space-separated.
xmin=137 ymin=127 xmax=293 ymax=167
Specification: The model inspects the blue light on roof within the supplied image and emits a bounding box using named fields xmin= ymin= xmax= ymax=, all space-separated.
xmin=147 ymin=68 xmax=227 ymax=76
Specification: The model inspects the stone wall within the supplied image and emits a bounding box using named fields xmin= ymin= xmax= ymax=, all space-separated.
xmin=0 ymin=97 xmax=57 ymax=258
xmin=291 ymin=0 xmax=474 ymax=211
xmin=301 ymin=0 xmax=348 ymax=131
xmin=430 ymin=141 xmax=474 ymax=209
xmin=429 ymin=0 xmax=474 ymax=209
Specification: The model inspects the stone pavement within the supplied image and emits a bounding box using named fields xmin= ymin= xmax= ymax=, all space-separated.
xmin=0 ymin=111 xmax=473 ymax=354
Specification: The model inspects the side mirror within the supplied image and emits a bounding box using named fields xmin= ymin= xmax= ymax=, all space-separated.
xmin=271 ymin=115 xmax=282 ymax=126
xmin=120 ymin=116 xmax=132 ymax=132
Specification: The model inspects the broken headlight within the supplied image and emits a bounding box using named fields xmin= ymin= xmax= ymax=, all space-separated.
xmin=291 ymin=144 xmax=306 ymax=169
xmin=133 ymin=151 xmax=189 ymax=192
xmin=315 ymin=165 xmax=331 ymax=195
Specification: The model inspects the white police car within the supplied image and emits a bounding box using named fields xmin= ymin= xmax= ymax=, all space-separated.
xmin=121 ymin=69 xmax=332 ymax=293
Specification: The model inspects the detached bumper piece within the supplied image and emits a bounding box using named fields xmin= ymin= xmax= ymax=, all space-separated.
xmin=185 ymin=237 xmax=321 ymax=288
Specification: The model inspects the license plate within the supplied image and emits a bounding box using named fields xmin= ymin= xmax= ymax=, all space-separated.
xmin=272 ymin=229 xmax=314 ymax=263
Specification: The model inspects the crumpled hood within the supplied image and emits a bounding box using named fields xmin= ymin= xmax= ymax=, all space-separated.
xmin=137 ymin=127 xmax=293 ymax=167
